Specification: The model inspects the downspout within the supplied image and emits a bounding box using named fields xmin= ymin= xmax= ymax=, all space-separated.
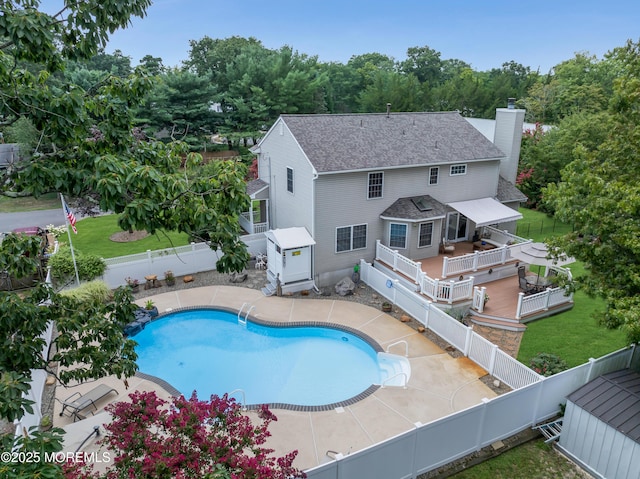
xmin=311 ymin=170 xmax=320 ymax=292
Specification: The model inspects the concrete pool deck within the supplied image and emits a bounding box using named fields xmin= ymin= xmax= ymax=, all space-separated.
xmin=54 ymin=285 xmax=496 ymax=471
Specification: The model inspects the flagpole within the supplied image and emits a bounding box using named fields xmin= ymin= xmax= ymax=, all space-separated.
xmin=60 ymin=194 xmax=80 ymax=286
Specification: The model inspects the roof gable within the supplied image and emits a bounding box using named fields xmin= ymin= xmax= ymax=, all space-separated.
xmin=280 ymin=112 xmax=505 ymax=174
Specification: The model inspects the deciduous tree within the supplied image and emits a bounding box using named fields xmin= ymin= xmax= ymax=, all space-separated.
xmin=544 ymin=40 xmax=640 ymax=342
xmin=63 ymin=391 xmax=305 ymax=479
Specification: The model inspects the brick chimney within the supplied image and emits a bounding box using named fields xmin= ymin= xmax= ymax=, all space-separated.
xmin=494 ymin=98 xmax=525 ymax=184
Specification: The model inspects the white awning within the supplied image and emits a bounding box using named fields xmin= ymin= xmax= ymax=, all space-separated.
xmin=265 ymin=227 xmax=316 ymax=249
xmin=447 ymin=197 xmax=523 ymax=227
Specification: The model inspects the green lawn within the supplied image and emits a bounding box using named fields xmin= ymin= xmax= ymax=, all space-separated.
xmin=514 ymin=208 xmax=628 ymax=367
xmin=0 ymin=192 xmax=60 ymax=212
xmin=450 ymin=439 xmax=587 ymax=479
xmin=68 ymin=215 xmax=190 ymax=258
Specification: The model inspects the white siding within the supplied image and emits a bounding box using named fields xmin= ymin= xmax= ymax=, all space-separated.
xmin=494 ymin=108 xmax=525 ymax=184
xmin=313 ymin=161 xmax=500 ymax=277
xmin=257 ymin=119 xmax=315 ymax=234
xmin=560 ymin=401 xmax=640 ymax=479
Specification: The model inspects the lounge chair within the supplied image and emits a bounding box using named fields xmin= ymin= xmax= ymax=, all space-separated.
xmin=60 ymin=384 xmax=118 ymax=421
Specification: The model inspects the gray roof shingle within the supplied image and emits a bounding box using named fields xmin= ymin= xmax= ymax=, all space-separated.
xmin=246 ymin=178 xmax=268 ymax=197
xmin=380 ymin=195 xmax=448 ymax=222
xmin=497 ymin=176 xmax=527 ymax=203
xmin=280 ymin=112 xmax=505 ymax=174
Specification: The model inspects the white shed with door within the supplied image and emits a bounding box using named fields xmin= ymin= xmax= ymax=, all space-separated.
xmin=265 ymin=227 xmax=315 ymax=288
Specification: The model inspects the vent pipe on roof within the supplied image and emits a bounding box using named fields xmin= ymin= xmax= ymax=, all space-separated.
xmin=507 ymin=98 xmax=516 ymax=109
xmin=386 ymin=103 xmax=391 ymax=117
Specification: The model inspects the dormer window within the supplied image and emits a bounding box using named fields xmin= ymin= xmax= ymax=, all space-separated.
xmin=450 ymin=164 xmax=467 ymax=176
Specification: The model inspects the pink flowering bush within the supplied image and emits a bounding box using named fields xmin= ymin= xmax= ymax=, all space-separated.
xmin=64 ymin=390 xmax=305 ymax=479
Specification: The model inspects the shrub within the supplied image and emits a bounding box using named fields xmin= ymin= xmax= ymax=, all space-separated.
xmin=60 ymin=280 xmax=111 ymax=305
xmin=529 ymin=352 xmax=568 ymax=376
xmin=48 ymin=245 xmax=106 ymax=283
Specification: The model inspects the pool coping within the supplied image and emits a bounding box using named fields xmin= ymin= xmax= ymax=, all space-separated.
xmin=133 ymin=305 xmax=384 ymax=412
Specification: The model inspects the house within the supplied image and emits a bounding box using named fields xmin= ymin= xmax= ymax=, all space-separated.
xmin=247 ymin=102 xmax=527 ymax=290
xmin=558 ymin=369 xmax=640 ymax=479
xmin=0 ymin=143 xmax=20 ymax=171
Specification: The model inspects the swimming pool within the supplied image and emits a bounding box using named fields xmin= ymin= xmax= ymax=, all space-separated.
xmin=133 ymin=308 xmax=385 ymax=407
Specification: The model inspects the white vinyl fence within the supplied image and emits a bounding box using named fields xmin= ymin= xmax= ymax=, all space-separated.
xmin=307 ymin=261 xmax=639 ymax=479
xmin=360 ymin=259 xmax=540 ymax=388
xmin=101 ymin=234 xmax=267 ymax=288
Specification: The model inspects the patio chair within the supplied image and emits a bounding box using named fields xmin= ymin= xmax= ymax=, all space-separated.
xmin=519 ymin=276 xmax=537 ymax=295
xmin=518 ymin=266 xmax=538 ymax=294
xmin=440 ymin=237 xmax=455 ymax=254
xmin=60 ymin=384 xmax=118 ymax=421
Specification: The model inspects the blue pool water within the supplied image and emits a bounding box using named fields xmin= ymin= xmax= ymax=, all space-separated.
xmin=134 ymin=309 xmax=382 ymax=406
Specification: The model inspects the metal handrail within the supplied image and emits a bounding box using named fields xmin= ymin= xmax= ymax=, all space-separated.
xmin=229 ymin=388 xmax=247 ymax=410
xmin=386 ymin=340 xmax=409 ymax=357
xmin=244 ymin=305 xmax=255 ymax=324
xmin=237 ymin=303 xmax=248 ymax=324
xmin=381 ymin=372 xmax=408 ymax=389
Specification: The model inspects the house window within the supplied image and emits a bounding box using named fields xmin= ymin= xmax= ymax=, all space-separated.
xmin=286 ymin=167 xmax=294 ymax=193
xmin=389 ymin=223 xmax=407 ymax=249
xmin=450 ymin=164 xmax=467 ymax=176
xmin=368 ymin=172 xmax=384 ymax=199
xmin=428 ymin=167 xmax=439 ymax=185
xmin=336 ymin=224 xmax=367 ymax=253
xmin=418 ymin=222 xmax=434 ymax=248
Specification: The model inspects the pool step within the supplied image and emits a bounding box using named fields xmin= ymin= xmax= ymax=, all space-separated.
xmin=377 ymin=352 xmax=411 ymax=387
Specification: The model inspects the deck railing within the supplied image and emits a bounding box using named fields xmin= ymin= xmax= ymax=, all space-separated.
xmin=442 ymin=228 xmax=531 ymax=278
xmin=376 ymin=241 xmax=474 ymax=302
xmin=515 ymin=287 xmax=574 ymax=319
xmin=375 ymin=240 xmax=422 ymax=284
xmin=515 ymin=266 xmax=574 ymax=319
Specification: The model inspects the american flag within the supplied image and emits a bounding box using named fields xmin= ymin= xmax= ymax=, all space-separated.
xmin=63 ymin=199 xmax=77 ymax=234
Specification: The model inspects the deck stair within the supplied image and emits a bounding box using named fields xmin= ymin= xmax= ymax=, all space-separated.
xmin=533 ymin=419 xmax=563 ymax=443
xmin=377 ymin=352 xmax=411 ymax=388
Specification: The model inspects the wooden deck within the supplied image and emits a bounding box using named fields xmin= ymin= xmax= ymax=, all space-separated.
xmin=408 ymin=241 xmax=573 ymax=326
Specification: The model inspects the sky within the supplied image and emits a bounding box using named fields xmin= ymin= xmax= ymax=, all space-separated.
xmin=98 ymin=1 xmax=638 ymax=72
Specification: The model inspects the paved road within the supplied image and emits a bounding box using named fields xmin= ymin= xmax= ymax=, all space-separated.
xmin=0 ymin=209 xmax=66 ymax=232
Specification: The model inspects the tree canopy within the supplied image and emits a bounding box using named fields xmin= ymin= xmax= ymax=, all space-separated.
xmin=543 ymin=40 xmax=640 ymax=343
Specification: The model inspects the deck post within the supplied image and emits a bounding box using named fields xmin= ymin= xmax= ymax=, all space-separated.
xmin=448 ymin=280 xmax=455 ymax=304
xmin=472 ymin=251 xmax=479 ymax=271
xmin=441 ymin=257 xmax=448 ymax=278
xmin=515 ymin=292 xmax=525 ymax=319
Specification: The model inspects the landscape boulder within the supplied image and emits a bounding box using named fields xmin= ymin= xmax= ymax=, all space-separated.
xmin=335 ymin=277 xmax=356 ymax=296
xmin=229 ymin=271 xmax=248 ymax=283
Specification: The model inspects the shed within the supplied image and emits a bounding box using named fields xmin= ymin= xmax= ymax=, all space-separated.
xmin=558 ymin=369 xmax=640 ymax=479
xmin=264 ymin=227 xmax=315 ymax=290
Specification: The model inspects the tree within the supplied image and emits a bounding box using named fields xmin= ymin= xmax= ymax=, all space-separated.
xmin=0 ymin=2 xmax=255 ymax=477
xmin=358 ymin=70 xmax=425 ymax=112
xmin=398 ymin=45 xmax=443 ymax=86
xmin=517 ymin=111 xmax=615 ymax=210
xmin=63 ymin=391 xmax=305 ymax=479
xmin=135 ymin=68 xmax=219 ymax=147
xmin=0 ymin=232 xmax=138 ymax=424
xmin=543 ymin=40 xmax=640 ymax=343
